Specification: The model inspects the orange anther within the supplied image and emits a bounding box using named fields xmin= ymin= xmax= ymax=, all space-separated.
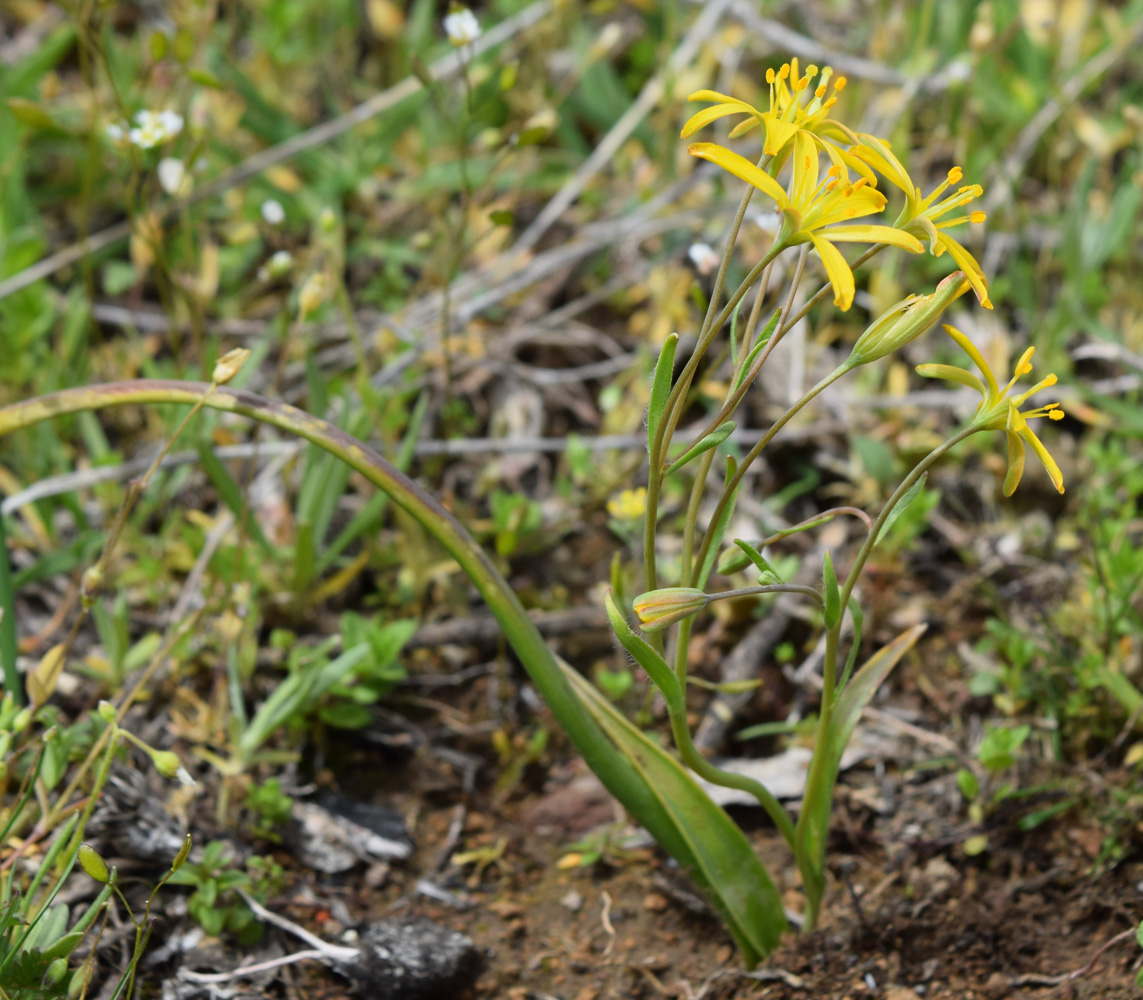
xmin=970 ymin=211 xmax=986 ymax=224
xmin=834 ymin=76 xmax=847 ymax=90
xmin=948 ymin=166 xmax=964 ymax=184
xmin=815 ymin=84 xmax=827 ymax=98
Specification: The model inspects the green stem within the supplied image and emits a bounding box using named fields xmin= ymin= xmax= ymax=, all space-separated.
xmin=690 ymin=362 xmax=853 ymax=585
xmin=0 ymin=382 xmax=704 ymax=879
xmin=0 ymin=507 xmax=19 ymax=704
xmin=795 ymin=424 xmax=979 ymax=932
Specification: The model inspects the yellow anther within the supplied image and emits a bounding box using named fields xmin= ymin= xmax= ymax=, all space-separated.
xmin=778 ymin=64 xmax=790 ymax=80
xmin=834 ymin=76 xmax=847 ymax=90
xmin=826 ymin=179 xmax=839 ymax=190
xmin=815 ymin=84 xmax=827 ymax=98
xmin=766 ymin=68 xmax=775 ymax=83
xmin=806 ymin=65 xmax=819 ymax=78
xmin=796 ymin=77 xmax=809 ymax=91
xmin=853 ymin=178 xmax=868 ymax=191
xmin=1049 ymin=407 xmax=1065 ymax=420
xmin=948 ymin=166 xmax=963 ymax=184
xmin=827 ymin=164 xmax=842 ymax=177
xmin=970 ymin=211 xmax=986 ymax=224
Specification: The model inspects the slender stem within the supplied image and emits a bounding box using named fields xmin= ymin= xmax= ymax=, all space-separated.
xmin=644 ymin=244 xmax=784 ymax=593
xmin=684 ymin=245 xmax=810 ymax=457
xmin=838 ymin=425 xmax=979 ymax=615
xmin=690 ymin=362 xmax=853 ymax=585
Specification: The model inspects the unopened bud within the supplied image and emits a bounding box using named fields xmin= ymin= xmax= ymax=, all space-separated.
xmin=632 ymin=587 xmax=709 ymax=633
xmin=78 ymin=843 xmax=110 ymax=884
xmin=80 ymin=565 xmax=104 ymax=606
xmin=96 ymin=700 xmax=117 ymax=725
xmin=44 ymin=957 xmax=68 ymax=987
xmin=150 ymin=748 xmax=192 ymax=785
xmin=319 ymin=207 xmax=337 ymax=234
xmin=11 ymin=707 xmax=32 ymax=733
xmin=847 ymin=272 xmax=968 ymax=367
xmin=212 ymin=347 xmax=251 ymax=385
xmin=171 ymin=832 xmax=193 ymax=872
xmin=298 ymin=272 xmax=329 ymax=318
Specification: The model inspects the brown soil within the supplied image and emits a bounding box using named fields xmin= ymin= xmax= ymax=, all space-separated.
xmin=281 ymin=736 xmax=1143 ymax=1000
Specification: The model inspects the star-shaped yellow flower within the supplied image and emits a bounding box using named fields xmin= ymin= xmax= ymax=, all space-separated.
xmin=916 ymin=325 xmax=1065 ymax=495
xmin=681 ymin=59 xmax=872 ymax=183
xmin=689 ymin=133 xmax=924 ymax=310
xmin=850 ymin=135 xmax=992 ymax=309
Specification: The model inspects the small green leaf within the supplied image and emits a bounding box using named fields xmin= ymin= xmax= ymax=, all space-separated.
xmin=6 ymin=98 xmax=55 ymax=130
xmin=172 ymin=27 xmax=195 ymax=63
xmin=732 ymin=539 xmax=781 ymax=583
xmin=647 ymin=334 xmax=678 ymax=459
xmin=822 ymin=552 xmax=840 ymax=629
xmin=876 ymin=473 xmax=928 ymax=544
xmin=489 ymin=209 xmax=514 ymax=226
xmin=664 ymin=421 xmax=736 ymax=478
xmin=150 ymin=31 xmax=168 ymax=61
xmin=956 ymin=767 xmax=979 ymax=800
xmin=733 ymin=312 xmax=779 ymax=390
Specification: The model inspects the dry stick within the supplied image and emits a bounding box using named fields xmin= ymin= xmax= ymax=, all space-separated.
xmin=0 ymin=0 xmax=554 ymax=302
xmin=512 ymin=0 xmax=733 ymax=254
xmin=982 ymin=18 xmax=1143 ymax=215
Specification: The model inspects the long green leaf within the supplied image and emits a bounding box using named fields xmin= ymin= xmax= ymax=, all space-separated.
xmin=561 ymin=662 xmax=786 ymax=966
xmin=664 ymin=421 xmax=736 ymax=478
xmin=797 ymin=624 xmax=926 ymax=898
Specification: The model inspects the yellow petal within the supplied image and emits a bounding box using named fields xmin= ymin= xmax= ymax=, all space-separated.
xmin=1021 ymin=426 xmax=1065 ymax=494
xmin=681 ymin=102 xmax=762 ymax=139
xmin=935 ymin=234 xmax=992 ymax=309
xmin=761 ymin=115 xmax=799 ymax=157
xmin=688 ymin=142 xmax=790 ymax=208
xmin=810 ymin=234 xmax=855 ymax=310
xmin=688 ymin=89 xmax=745 ymax=104
xmin=1003 ymin=430 xmax=1026 ymax=497
xmin=942 ymin=324 xmax=1000 ymax=400
xmin=790 ymin=132 xmax=819 ymax=209
xmin=822 ymin=225 xmax=923 ymax=253
xmin=915 ymin=363 xmax=987 ymax=395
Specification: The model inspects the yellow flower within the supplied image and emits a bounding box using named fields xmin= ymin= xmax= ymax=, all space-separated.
xmin=689 ymin=132 xmax=924 ymax=310
xmin=850 ymin=135 xmax=991 ymax=309
xmin=607 ymin=487 xmax=648 ymax=520
xmin=681 ymin=59 xmax=872 ymax=183
xmin=916 ymin=325 xmax=1065 ymax=495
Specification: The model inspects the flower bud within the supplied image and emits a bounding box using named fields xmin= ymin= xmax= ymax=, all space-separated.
xmin=44 ymin=957 xmax=68 ymax=987
xmin=846 ymin=272 xmax=969 ymax=368
xmin=632 ymin=587 xmax=709 ymax=633
xmin=78 ymin=843 xmax=110 ymax=884
xmin=11 ymin=707 xmax=32 ymax=733
xmin=170 ymin=832 xmax=193 ymax=872
xmin=298 ymin=272 xmax=329 ymax=318
xmin=80 ymin=565 xmax=103 ymax=607
xmin=96 ymin=700 xmax=118 ymax=725
xmin=212 ymin=347 xmax=251 ymax=385
xmin=150 ymin=748 xmax=195 ymax=787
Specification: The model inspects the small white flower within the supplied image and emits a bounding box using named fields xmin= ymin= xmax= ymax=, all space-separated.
xmin=688 ymin=242 xmax=720 ymax=276
xmin=157 ymin=157 xmax=187 ymax=196
xmin=444 ymin=7 xmax=480 ymax=46
xmin=127 ymin=109 xmax=183 ymax=149
xmin=261 ymin=199 xmax=285 ymax=225
xmin=105 ymin=121 xmax=126 ymax=142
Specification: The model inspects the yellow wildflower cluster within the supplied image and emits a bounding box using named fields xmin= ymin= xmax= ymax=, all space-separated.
xmin=683 ymin=57 xmax=1065 ymax=494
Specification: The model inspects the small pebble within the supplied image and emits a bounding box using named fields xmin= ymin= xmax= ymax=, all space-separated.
xmin=642 ymin=893 xmax=668 ymax=913
xmin=560 ymin=889 xmax=583 ymax=912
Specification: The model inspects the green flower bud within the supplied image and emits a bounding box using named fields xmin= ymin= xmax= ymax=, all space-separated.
xmin=171 ymin=832 xmax=193 ymax=873
xmin=847 ymin=271 xmax=968 ymax=367
xmin=68 ymin=963 xmax=91 ymax=1000
xmin=96 ymin=700 xmax=117 ymax=725
xmin=631 ymin=587 xmax=709 ymax=633
xmin=78 ymin=843 xmax=110 ymax=884
xmin=44 ymin=957 xmax=68 ymax=987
